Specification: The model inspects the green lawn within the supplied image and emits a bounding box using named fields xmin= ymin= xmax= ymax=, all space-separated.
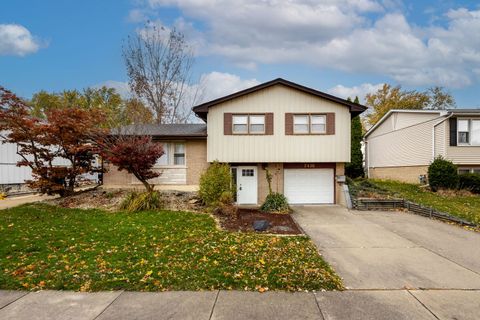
xmin=0 ymin=204 xmax=342 ymax=292
xmin=371 ymin=180 xmax=480 ymax=225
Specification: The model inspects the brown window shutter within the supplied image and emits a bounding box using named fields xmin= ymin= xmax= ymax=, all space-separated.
xmin=285 ymin=113 xmax=293 ymax=135
xmin=326 ymin=113 xmax=335 ymax=135
xmin=265 ymin=113 xmax=274 ymax=135
xmin=449 ymin=117 xmax=457 ymax=146
xmin=224 ymin=113 xmax=232 ymax=135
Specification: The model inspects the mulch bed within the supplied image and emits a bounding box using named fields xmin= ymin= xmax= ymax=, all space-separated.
xmin=216 ymin=208 xmax=303 ymax=235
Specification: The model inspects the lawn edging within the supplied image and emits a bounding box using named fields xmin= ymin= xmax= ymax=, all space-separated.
xmin=353 ymin=197 xmax=478 ymax=227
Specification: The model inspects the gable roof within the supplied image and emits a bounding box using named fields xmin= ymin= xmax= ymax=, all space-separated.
xmin=112 ymin=124 xmax=207 ymax=139
xmin=192 ymin=78 xmax=367 ymax=121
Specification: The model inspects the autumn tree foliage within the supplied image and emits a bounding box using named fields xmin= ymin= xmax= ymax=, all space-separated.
xmin=97 ymin=134 xmax=164 ymax=192
xmin=0 ymin=86 xmax=105 ymax=196
xmin=30 ymin=87 xmax=154 ymax=127
xmin=365 ymin=84 xmax=456 ymax=126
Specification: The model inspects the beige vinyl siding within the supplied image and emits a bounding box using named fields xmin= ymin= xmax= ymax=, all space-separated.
xmin=434 ymin=120 xmax=447 ymax=158
xmin=367 ymin=118 xmax=439 ymax=167
xmin=445 ymin=117 xmax=480 ymax=164
xmin=207 ymin=84 xmax=351 ymax=163
xmin=394 ymin=112 xmax=440 ymax=130
xmin=367 ymin=114 xmax=394 ymax=138
xmin=367 ymin=112 xmax=440 ymax=139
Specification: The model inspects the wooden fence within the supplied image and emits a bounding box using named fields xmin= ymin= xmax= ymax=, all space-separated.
xmin=353 ymin=198 xmax=477 ymax=227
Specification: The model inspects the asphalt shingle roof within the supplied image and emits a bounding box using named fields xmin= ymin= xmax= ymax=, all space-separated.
xmin=112 ymin=124 xmax=207 ymax=137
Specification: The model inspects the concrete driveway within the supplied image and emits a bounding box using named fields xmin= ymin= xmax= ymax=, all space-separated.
xmin=293 ymin=206 xmax=480 ymax=290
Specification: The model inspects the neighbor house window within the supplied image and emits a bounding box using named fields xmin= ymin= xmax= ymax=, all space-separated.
xmin=232 ymin=114 xmax=265 ymax=134
xmin=458 ymin=119 xmax=480 ymax=145
xmin=173 ymin=143 xmax=185 ymax=165
xmin=459 ymin=168 xmax=480 ymax=174
xmin=155 ymin=142 xmax=186 ymax=166
xmin=294 ymin=114 xmax=326 ymax=134
xmin=458 ymin=120 xmax=470 ymax=144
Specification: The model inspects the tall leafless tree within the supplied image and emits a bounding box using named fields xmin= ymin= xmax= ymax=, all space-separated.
xmin=123 ymin=23 xmax=198 ymax=124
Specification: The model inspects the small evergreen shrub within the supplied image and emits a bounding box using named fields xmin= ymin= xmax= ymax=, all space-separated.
xmin=199 ymin=161 xmax=233 ymax=208
xmin=459 ymin=173 xmax=480 ymax=194
xmin=120 ymin=191 xmax=163 ymax=212
xmin=428 ymin=157 xmax=459 ymax=191
xmin=260 ymin=192 xmax=290 ymax=213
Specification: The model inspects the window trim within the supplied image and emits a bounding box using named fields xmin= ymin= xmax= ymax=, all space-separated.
xmin=457 ymin=119 xmax=480 ymax=146
xmin=232 ymin=114 xmax=266 ymax=135
xmin=293 ymin=113 xmax=327 ymax=135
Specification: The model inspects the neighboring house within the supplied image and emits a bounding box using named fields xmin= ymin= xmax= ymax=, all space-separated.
xmin=0 ymin=131 xmax=99 ymax=192
xmin=364 ymin=109 xmax=480 ymax=184
xmin=0 ymin=133 xmax=33 ymax=191
xmin=103 ymin=78 xmax=366 ymax=205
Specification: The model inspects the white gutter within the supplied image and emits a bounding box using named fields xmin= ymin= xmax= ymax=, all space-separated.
xmin=432 ymin=111 xmax=453 ymax=161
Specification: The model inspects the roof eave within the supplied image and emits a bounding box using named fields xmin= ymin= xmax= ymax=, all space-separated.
xmin=192 ymin=78 xmax=367 ymax=118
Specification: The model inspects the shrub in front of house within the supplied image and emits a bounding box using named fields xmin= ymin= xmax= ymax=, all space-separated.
xmin=215 ymin=190 xmax=238 ymax=219
xmin=459 ymin=173 xmax=480 ymax=194
xmin=120 ymin=191 xmax=163 ymax=212
xmin=260 ymin=192 xmax=290 ymax=214
xmin=428 ymin=157 xmax=459 ymax=191
xmin=199 ymin=161 xmax=233 ymax=208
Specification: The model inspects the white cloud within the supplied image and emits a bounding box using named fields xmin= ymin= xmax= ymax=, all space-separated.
xmin=96 ymin=71 xmax=258 ymax=104
xmin=127 ymin=9 xmax=149 ymax=23
xmin=327 ymin=83 xmax=384 ymax=102
xmin=196 ymin=71 xmax=259 ymax=102
xmin=142 ymin=1 xmax=480 ymax=88
xmin=0 ymin=24 xmax=43 ymax=56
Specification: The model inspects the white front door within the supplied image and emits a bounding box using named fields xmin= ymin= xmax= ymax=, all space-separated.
xmin=236 ymin=166 xmax=257 ymax=204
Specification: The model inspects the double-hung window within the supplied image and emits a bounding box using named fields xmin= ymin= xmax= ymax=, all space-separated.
xmin=233 ymin=115 xmax=248 ymax=134
xmin=173 ymin=143 xmax=185 ymax=165
xmin=155 ymin=142 xmax=186 ymax=166
xmin=249 ymin=115 xmax=265 ymax=133
xmin=232 ymin=114 xmax=265 ymax=134
xmin=311 ymin=115 xmax=326 ymax=133
xmin=293 ymin=114 xmax=326 ymax=134
xmin=293 ymin=115 xmax=309 ymax=133
xmin=458 ymin=119 xmax=480 ymax=145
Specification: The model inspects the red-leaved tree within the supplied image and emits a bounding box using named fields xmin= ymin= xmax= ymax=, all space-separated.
xmin=0 ymin=86 xmax=105 ymax=196
xmin=97 ymin=135 xmax=164 ymax=192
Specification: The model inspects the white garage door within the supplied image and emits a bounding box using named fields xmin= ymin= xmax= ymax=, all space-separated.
xmin=284 ymin=169 xmax=334 ymax=204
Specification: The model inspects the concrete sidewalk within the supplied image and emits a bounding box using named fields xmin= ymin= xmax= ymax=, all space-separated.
xmin=1 ymin=289 xmax=479 ymax=320
xmin=0 ymin=194 xmax=56 ymax=210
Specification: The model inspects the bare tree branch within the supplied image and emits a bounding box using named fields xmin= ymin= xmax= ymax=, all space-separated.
xmin=123 ymin=23 xmax=198 ymax=124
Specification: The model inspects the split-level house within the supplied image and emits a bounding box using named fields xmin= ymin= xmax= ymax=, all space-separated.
xmin=364 ymin=109 xmax=480 ymax=183
xmin=103 ymin=78 xmax=366 ymax=205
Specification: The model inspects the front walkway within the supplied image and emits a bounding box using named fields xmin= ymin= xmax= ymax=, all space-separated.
xmin=3 ymin=289 xmax=479 ymax=320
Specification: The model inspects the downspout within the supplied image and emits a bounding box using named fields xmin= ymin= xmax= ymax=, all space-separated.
xmin=432 ymin=112 xmax=453 ymax=161
xmin=364 ymin=138 xmax=369 ymax=178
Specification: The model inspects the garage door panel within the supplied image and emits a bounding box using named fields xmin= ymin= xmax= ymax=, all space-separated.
xmin=284 ymin=169 xmax=334 ymax=204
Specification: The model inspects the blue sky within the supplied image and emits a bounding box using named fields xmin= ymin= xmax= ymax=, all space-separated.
xmin=1 ymin=0 xmax=480 ymax=108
